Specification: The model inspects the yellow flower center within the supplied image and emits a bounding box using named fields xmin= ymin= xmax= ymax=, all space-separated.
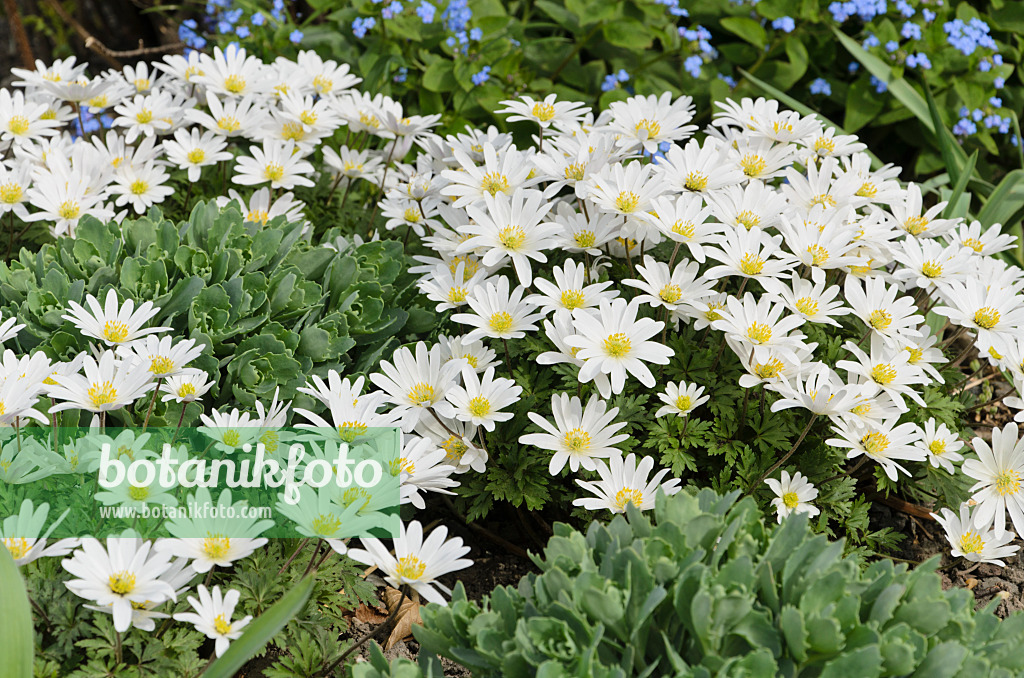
xmin=203 ymin=535 xmax=231 ymax=560
xmin=659 ymin=284 xmax=683 ymax=304
xmin=3 ymin=537 xmax=30 ymax=560
xmin=635 ymin=118 xmax=661 ymax=138
xmin=870 ymin=363 xmax=897 ymax=385
xmin=573 ymin=230 xmax=596 ymax=248
xmin=739 ymin=252 xmax=765 ymax=275
xmin=963 ymin=238 xmax=984 ymax=253
xmin=58 ymin=200 xmax=81 ymax=220
xmin=782 ymin=491 xmax=800 ymax=509
xmin=480 ymin=172 xmax=510 ymax=196
xmin=532 ymin=102 xmax=556 ymax=122
xmin=563 ymin=428 xmax=591 ymax=452
xmin=130 ymin=179 xmax=149 ymax=195
xmin=247 ymin=210 xmax=269 ymax=225
xmin=868 ymin=309 xmax=892 ymax=331
xmin=928 ymin=439 xmax=947 ymax=456
xmin=337 ymin=421 xmax=368 ymax=442
xmin=147 ymin=356 xmax=174 ymax=375
xmin=395 ymin=555 xmax=427 ymax=580
xmin=447 ymin=286 xmax=467 ymax=304
xmin=856 ymin=182 xmax=877 ymax=198
xmin=467 ymin=396 xmax=491 ymax=418
xmin=861 ymin=432 xmax=890 ymax=456
xmin=358 ymin=112 xmax=380 ymax=128
xmin=672 ymin=220 xmax=695 ymax=238
xmin=807 ymin=244 xmax=829 ymax=266
xmin=299 ymin=110 xmax=317 ymax=126
xmin=186 ymin=148 xmax=206 ymax=164
xmin=342 ymin=487 xmax=372 ymax=511
xmin=560 ymin=289 xmax=586 ymax=310
xmin=614 ymin=191 xmax=640 ymax=213
xmin=995 ymin=470 xmax=1021 ymax=496
xmin=264 ymin=163 xmax=285 ymax=182
xmin=281 ymin=122 xmax=306 ymax=141
xmin=0 ymin=182 xmax=23 ymax=204
xmin=958 ymin=532 xmax=984 ymax=554
xmin=904 ymin=216 xmax=929 ymax=236
xmin=135 ymin=109 xmax=153 ymax=124
xmin=403 ymin=207 xmax=421 ymax=223
xmin=921 ymin=260 xmax=943 ymax=278
xmin=675 ymin=394 xmax=693 ymax=412
xmin=705 ymin=302 xmax=725 ymax=322
xmin=134 ymin=78 xmax=151 ymax=91
xmin=735 ymin=210 xmax=760 ymax=230
xmin=564 ymin=162 xmax=587 ymax=181
xmin=746 ymin=322 xmax=772 ymax=344
xmin=489 ymin=311 xmax=514 ymax=334
xmin=8 ymin=115 xmax=31 ymax=136
xmin=740 ymin=154 xmax=767 ymax=177
xmin=498 ymin=225 xmax=527 ymax=250
xmin=684 ymin=171 xmax=708 ymax=191
xmin=754 ymin=358 xmax=785 ymax=379
xmin=177 ymin=383 xmax=197 ymax=398
xmin=974 ymin=307 xmax=1000 ymax=329
xmin=224 ymin=74 xmax=246 ymax=93
xmin=128 ymin=485 xmax=149 ymax=501
xmin=310 ymin=513 xmax=343 ymax=536
xmin=407 ymin=382 xmax=435 ymax=405
xmin=260 ymin=429 xmax=279 ymax=454
xmin=613 ymin=487 xmax=644 ymax=511
xmin=88 ymin=381 xmax=118 ymax=409
xmin=906 ymin=347 xmax=923 ymax=363
xmin=795 ymin=297 xmax=819 ymax=315
xmin=441 ymin=435 xmax=468 ymax=465
xmin=809 ymin=194 xmax=836 ymax=208
xmin=214 ymin=614 xmax=233 ymax=635
xmin=603 ymin=332 xmax=632 ymax=358
xmin=813 ymin=137 xmax=836 ymax=154
xmin=108 ymin=571 xmax=136 ymax=595
xmin=772 ymin=121 xmax=794 ymax=134
xmin=217 ymin=115 xmax=240 ymax=132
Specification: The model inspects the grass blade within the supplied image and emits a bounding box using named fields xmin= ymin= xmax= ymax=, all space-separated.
xmin=0 ymin=546 xmax=34 ymax=678
xmin=944 ymin=150 xmax=977 ymax=219
xmin=737 ymin=67 xmax=883 ymax=169
xmin=924 ymin=85 xmax=969 ymax=186
xmin=203 ymin=575 xmax=315 ymax=678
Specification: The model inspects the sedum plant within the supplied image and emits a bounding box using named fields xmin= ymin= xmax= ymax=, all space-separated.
xmin=0 ymin=201 xmax=432 ymax=420
xmin=361 ymin=488 xmax=1024 ymax=678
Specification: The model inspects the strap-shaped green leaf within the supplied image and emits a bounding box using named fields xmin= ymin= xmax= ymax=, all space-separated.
xmin=0 ymin=546 xmax=34 ymax=678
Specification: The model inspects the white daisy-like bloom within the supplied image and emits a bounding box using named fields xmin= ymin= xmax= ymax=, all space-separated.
xmin=198 ymin=407 xmax=260 ymax=453
xmin=749 ymin=108 xmax=822 ymax=144
xmin=460 ymin=188 xmax=560 ymax=287
xmin=0 ymin=88 xmax=61 ymax=148
xmin=549 ymin=200 xmax=621 ymax=255
xmin=800 ymin=126 xmax=866 ymax=161
xmin=625 ymin=256 xmax=714 ymax=318
xmin=297 ymin=50 xmax=362 ymax=96
xmin=735 ymin=344 xmax=810 ymax=390
xmin=418 ymin=262 xmax=490 ymax=312
xmin=394 ymin=435 xmax=459 ymax=509
xmin=836 ymin=153 xmax=903 ymax=206
xmin=437 ymin=334 xmax=499 ymax=374
xmin=441 ymin=142 xmax=539 ymax=208
xmin=528 ymin=259 xmax=617 ymax=316
xmin=655 ymin=137 xmax=744 ymax=194
xmin=933 ymin=278 xmax=1024 ymax=354
xmin=843 ymin=275 xmax=924 ymax=349
xmin=174 ymin=586 xmax=253 ymax=657
xmin=776 ymin=207 xmax=864 ymax=271
xmin=643 ymin=193 xmax=720 ymax=263
xmin=233 ymin=139 xmax=315 ymax=190
xmin=887 ymin=182 xmax=957 ymax=238
xmin=892 ymin=236 xmax=972 ymax=291
xmin=761 ymin=269 xmax=850 ymax=327
xmin=768 ymin=365 xmax=869 ymax=421
xmin=766 ymin=471 xmax=820 ymax=523
xmin=62 ymin=538 xmax=177 ymax=633
xmin=185 ymin=92 xmax=267 ymax=137
xmin=111 ymin=91 xmax=177 ymax=143
xmin=520 ymin=393 xmax=628 ymax=474
xmin=932 ymin=503 xmax=1019 ymax=566
xmin=108 ymin=161 xmax=176 ymax=214
xmin=532 ymin=131 xmax=615 ymax=198
xmin=496 ymin=93 xmax=589 ymax=130
xmin=323 ymin=144 xmax=383 ymax=181
xmin=565 ymin=298 xmax=673 ymax=395
xmin=414 ymin=413 xmax=484 ymax=473
xmin=781 ymin=156 xmax=858 ymax=214
xmin=573 ymin=452 xmax=682 ymax=514
xmin=712 ymin=96 xmax=781 ymax=131
xmin=706 ymin=180 xmax=789 ymax=233
xmin=436 ymin=365 xmax=522 ymax=432
xmin=160 ymin=369 xmax=214 ymax=403
xmin=711 ymin=293 xmax=808 ymax=363
xmin=536 ymin=311 xmax=613 ymax=396
xmin=827 ymin=417 xmax=925 ymax=481
xmin=962 ymin=423 xmax=1024 ymax=539
xmin=837 ymin=335 xmax=929 ymax=412
xmin=62 ymin=289 xmax=169 ymax=346
xmin=451 ymin=275 xmax=544 ymax=341
xmin=216 ymin=187 xmax=305 ymax=226
xmin=0 ymin=160 xmax=33 ymax=220
xmin=655 ymin=381 xmax=709 ymax=418
xmin=703 ymin=225 xmax=791 ymax=280
xmin=196 ymin=44 xmax=267 ymax=98
xmin=369 ymin=341 xmax=464 ymax=430
xmin=606 ymin=92 xmax=697 ymax=154
xmin=158 ymin=536 xmax=269 ymax=576
xmin=728 ymin=136 xmax=795 ymax=182
xmin=0 ymin=499 xmax=78 ymax=566
xmin=24 ymin=170 xmax=112 ymax=237
xmin=585 ymin=161 xmax=667 ymax=222
xmin=162 ymin=127 xmax=234 ymax=182
xmin=914 ymin=418 xmax=965 ymax=474
xmin=947 ymin=220 xmax=1018 ymax=257
xmin=85 ymin=556 xmax=191 ymax=633
xmin=0 ymin=313 xmax=25 ymax=345
xmin=47 ymin=350 xmax=155 ymax=414
xmin=347 ymin=520 xmax=473 ymax=605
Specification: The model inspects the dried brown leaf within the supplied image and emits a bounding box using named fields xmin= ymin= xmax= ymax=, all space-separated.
xmin=383 ymin=587 xmax=421 ymax=650
xmin=354 ymin=602 xmax=389 ymax=624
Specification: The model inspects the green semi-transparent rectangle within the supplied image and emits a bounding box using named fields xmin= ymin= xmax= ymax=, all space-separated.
xmin=0 ymin=426 xmax=401 ymax=539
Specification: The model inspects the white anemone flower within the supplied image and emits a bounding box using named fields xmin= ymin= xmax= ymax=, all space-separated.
xmin=174 ymin=586 xmax=253 ymax=657
xmin=932 ymin=504 xmax=1019 ymax=566
xmin=573 ymin=453 xmax=682 ymax=514
xmin=961 ymin=423 xmax=1024 ymax=539
xmin=520 ymin=393 xmax=628 ymax=474
xmin=766 ymin=471 xmax=820 ymax=523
